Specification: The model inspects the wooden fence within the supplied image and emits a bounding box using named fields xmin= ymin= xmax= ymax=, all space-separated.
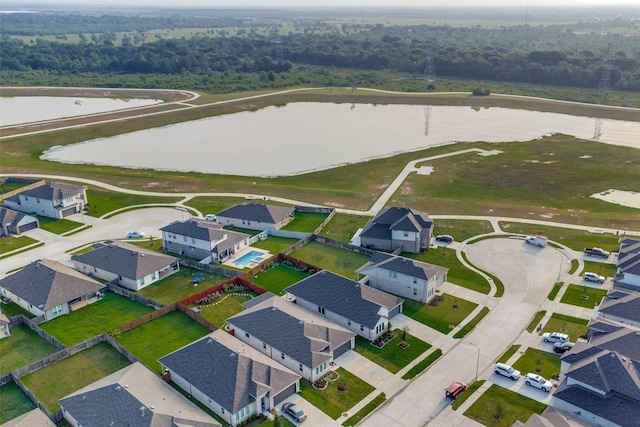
xmin=313 ymin=235 xmax=374 ymax=257
xmin=179 ymin=258 xmax=241 ymax=278
xmin=0 ymin=178 xmax=45 ymax=200
xmin=106 ymin=281 xmax=165 ymax=309
xmin=10 ymin=315 xmax=66 ymax=350
xmin=115 ymin=303 xmax=177 ymax=334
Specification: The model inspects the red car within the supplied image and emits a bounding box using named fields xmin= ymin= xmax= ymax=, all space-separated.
xmin=445 ymin=381 xmax=467 ymax=399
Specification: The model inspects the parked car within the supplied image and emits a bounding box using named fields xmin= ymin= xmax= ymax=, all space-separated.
xmin=205 ymin=214 xmax=217 ymax=221
xmin=553 ymin=342 xmax=575 ymax=354
xmin=445 ymin=381 xmax=467 ymax=399
xmin=583 ymin=272 xmax=605 ymax=283
xmin=126 ymin=231 xmax=145 ymax=238
xmin=525 ymin=373 xmax=553 ymax=392
xmin=525 ymin=235 xmax=548 ymax=247
xmin=494 ymin=362 xmax=521 ymax=380
xmin=542 ymin=332 xmax=569 ymax=343
xmin=282 ymin=402 xmax=307 ymax=423
xmin=435 ymin=235 xmax=454 ymax=243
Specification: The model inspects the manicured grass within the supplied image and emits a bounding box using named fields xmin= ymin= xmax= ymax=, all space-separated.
xmin=85 ymin=187 xmax=181 ymax=218
xmin=464 ymin=384 xmax=547 ymax=427
xmin=402 ymin=349 xmax=443 ymax=380
xmin=0 ymin=235 xmax=38 ymax=255
xmin=526 ymin=310 xmax=546 ymax=333
xmin=353 ymin=329 xmax=432 ymax=374
xmin=318 ymin=213 xmax=370 ymax=243
xmin=37 ymin=216 xmax=81 ymax=234
xmin=560 ymin=284 xmax=607 ymax=309
xmin=299 ymin=368 xmax=375 ymax=419
xmin=137 ymin=267 xmax=228 ymax=305
xmin=249 ymin=263 xmax=310 ymax=296
xmin=581 ymin=261 xmax=618 ymax=279
xmin=461 ymin=252 xmax=504 ymax=296
xmin=0 ymin=323 xmax=59 ymax=375
xmin=342 ymin=392 xmax=386 ymax=427
xmin=496 ymin=345 xmax=521 ymax=364
xmin=289 ymin=241 xmax=370 ymax=279
xmin=281 ymin=212 xmax=328 ymax=232
xmin=251 ymin=236 xmax=300 ymax=255
xmin=40 ymin=292 xmax=155 ymax=346
xmin=542 ymin=313 xmax=589 ymax=342
xmin=568 ymin=259 xmax=580 ymax=274
xmin=191 ymin=292 xmax=257 ymax=327
xmin=0 ymin=381 xmax=36 ymax=424
xmin=433 ymin=219 xmax=493 ymax=242
xmin=118 ymin=310 xmax=210 ymax=373
xmin=512 ymin=347 xmax=561 ymax=378
xmin=453 ymin=307 xmax=490 ymax=339
xmin=451 ymin=380 xmax=485 ymax=411
xmin=547 ymin=283 xmax=562 ymax=301
xmin=0 ymin=301 xmax=35 ymax=318
xmin=402 ymin=293 xmax=478 ymax=334
xmin=20 ymin=342 xmax=131 ymax=412
xmin=407 ymin=247 xmax=491 ymax=295
xmin=185 ymin=196 xmax=247 ymax=218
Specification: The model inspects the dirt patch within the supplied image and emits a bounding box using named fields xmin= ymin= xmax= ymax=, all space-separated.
xmin=400 ymin=182 xmax=413 ymax=195
xmin=591 ymin=189 xmax=640 ymax=209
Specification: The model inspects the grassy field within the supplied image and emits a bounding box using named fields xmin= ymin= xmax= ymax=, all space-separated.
xmin=185 ymin=196 xmax=250 ymax=216
xmin=20 ymin=342 xmax=131 ymax=412
xmin=0 ymin=381 xmax=36 ymax=424
xmin=353 ymin=329 xmax=432 ymax=374
xmin=85 ymin=187 xmax=182 ymax=217
xmin=192 ymin=292 xmax=257 ymax=327
xmin=248 ymin=263 xmax=310 ymax=296
xmin=0 ymin=235 xmax=38 ymax=255
xmin=281 ymin=212 xmax=328 ymax=232
xmin=512 ymin=348 xmax=561 ymax=379
xmin=289 ymin=241 xmax=370 ymax=279
xmin=342 ymin=392 xmax=386 ymax=427
xmin=402 ymin=293 xmax=478 ymax=334
xmin=498 ymin=222 xmax=623 ymax=252
xmin=318 ymin=213 xmax=371 ymax=243
xmin=560 ymin=284 xmax=608 ymax=309
xmin=0 ymin=323 xmax=59 ymax=375
xmin=496 ymin=345 xmax=521 ymax=364
xmin=401 ymin=349 xmax=443 ymax=380
xmin=117 ymin=310 xmax=210 ymax=373
xmin=542 ymin=313 xmax=589 ymax=342
xmin=136 ymin=267 xmax=229 ymax=304
xmin=464 ymin=384 xmax=547 ymax=427
xmin=40 ymin=292 xmax=155 ymax=346
xmin=37 ymin=216 xmax=82 ymax=234
xmin=432 ymin=219 xmax=493 ymax=242
xmin=299 ymin=368 xmax=375 ymax=419
xmin=453 ymin=307 xmax=490 ymax=339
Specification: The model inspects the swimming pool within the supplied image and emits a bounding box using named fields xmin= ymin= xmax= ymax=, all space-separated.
xmin=233 ymin=250 xmax=264 ymax=268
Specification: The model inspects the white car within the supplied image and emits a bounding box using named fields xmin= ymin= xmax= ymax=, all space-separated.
xmin=205 ymin=214 xmax=217 ymax=221
xmin=525 ymin=373 xmax=553 ymax=392
xmin=542 ymin=332 xmax=569 ymax=343
xmin=494 ymin=363 xmax=520 ymax=380
xmin=126 ymin=231 xmax=145 ymax=238
xmin=583 ymin=272 xmax=605 ymax=283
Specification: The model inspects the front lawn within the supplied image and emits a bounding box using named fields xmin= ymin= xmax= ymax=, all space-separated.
xmin=20 ymin=342 xmax=131 ymax=412
xmin=137 ymin=267 xmax=228 ymax=304
xmin=118 ymin=310 xmax=210 ymax=373
xmin=0 ymin=235 xmax=38 ymax=255
xmin=0 ymin=301 xmax=35 ymax=318
xmin=0 ymin=323 xmax=59 ymax=375
xmin=249 ymin=263 xmax=310 ymax=296
xmin=453 ymin=306 xmax=490 ymax=339
xmin=318 ymin=213 xmax=370 ymax=243
xmin=581 ymin=261 xmax=618 ymax=279
xmin=342 ymin=392 xmax=386 ymax=427
xmin=560 ymin=284 xmax=607 ymax=309
xmin=191 ymin=292 xmax=257 ymax=327
xmin=36 ymin=216 xmax=82 ymax=234
xmin=299 ymin=368 xmax=375 ymax=419
xmin=542 ymin=313 xmax=589 ymax=342
xmin=497 ymin=345 xmax=521 ymax=364
xmin=402 ymin=293 xmax=478 ymax=334
xmin=289 ymin=241 xmax=369 ymax=279
xmin=526 ymin=310 xmax=547 ymax=333
xmin=353 ymin=329 xmax=432 ymax=374
xmin=547 ymin=283 xmax=562 ymax=301
xmin=40 ymin=292 xmax=155 ymax=346
xmin=281 ymin=212 xmax=328 ymax=232
xmin=0 ymin=381 xmax=36 ymax=424
xmin=512 ymin=347 xmax=561 ymax=379
xmin=464 ymin=384 xmax=547 ymax=427
xmin=402 ymin=349 xmax=443 ymax=380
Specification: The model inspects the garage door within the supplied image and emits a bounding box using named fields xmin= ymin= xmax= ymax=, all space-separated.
xmin=60 ymin=207 xmax=77 ymax=217
xmin=333 ymin=340 xmax=352 ymax=359
xmin=273 ymin=383 xmax=297 ymax=406
xmin=17 ymin=222 xmax=38 ymax=233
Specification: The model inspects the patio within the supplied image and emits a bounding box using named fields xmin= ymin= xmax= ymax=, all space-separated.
xmin=221 ymin=247 xmax=271 ymax=269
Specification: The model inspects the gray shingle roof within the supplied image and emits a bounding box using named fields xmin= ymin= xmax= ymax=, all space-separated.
xmin=19 ymin=182 xmax=85 ymax=201
xmin=228 ymin=294 xmax=354 ymax=368
xmin=617 ymin=238 xmax=640 ymax=275
xmin=0 ymin=259 xmax=104 ymax=311
xmin=599 ymin=290 xmax=640 ymax=324
xmin=58 ymin=362 xmax=220 ymax=427
xmin=0 ymin=207 xmax=27 ymax=225
xmin=358 ymin=251 xmax=448 ymax=281
xmin=285 ymin=270 xmax=402 ymax=329
xmin=159 ymin=330 xmax=300 ymax=414
xmin=360 ymin=207 xmax=432 ymax=239
xmin=216 ymin=203 xmax=294 ymax=224
xmin=161 ymin=219 xmax=250 ymax=250
xmin=72 ymin=241 xmax=177 ymax=281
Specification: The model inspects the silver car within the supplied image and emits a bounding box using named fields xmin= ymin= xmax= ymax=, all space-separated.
xmin=494 ymin=363 xmax=520 ymax=380
xmin=525 ymin=373 xmax=553 ymax=392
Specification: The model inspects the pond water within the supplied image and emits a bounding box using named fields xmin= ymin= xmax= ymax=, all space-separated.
xmin=39 ymin=102 xmax=640 ymax=177
xmin=0 ymin=96 xmax=163 ymax=126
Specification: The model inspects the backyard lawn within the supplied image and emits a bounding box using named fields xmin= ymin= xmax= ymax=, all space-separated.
xmin=560 ymin=284 xmax=607 ymax=309
xmin=251 ymin=235 xmax=300 ymax=255
xmin=137 ymin=267 xmax=229 ymax=304
xmin=191 ymin=292 xmax=257 ymax=327
xmin=299 ymin=368 xmax=375 ymax=420
xmin=0 ymin=381 xmax=36 ymax=424
xmin=281 ymin=212 xmax=328 ymax=232
xmin=512 ymin=348 xmax=561 ymax=379
xmin=318 ymin=213 xmax=370 ymax=243
xmin=353 ymin=329 xmax=432 ymax=374
xmin=20 ymin=342 xmax=131 ymax=412
xmin=0 ymin=235 xmax=38 ymax=255
xmin=289 ymin=241 xmax=370 ymax=279
xmin=402 ymin=293 xmax=478 ymax=334
xmin=0 ymin=301 xmax=35 ymax=318
xmin=542 ymin=313 xmax=589 ymax=342
xmin=118 ymin=310 xmax=210 ymax=373
xmin=464 ymin=384 xmax=547 ymax=427
xmin=40 ymin=292 xmax=155 ymax=346
xmin=249 ymin=263 xmax=310 ymax=296
xmin=0 ymin=324 xmax=59 ymax=375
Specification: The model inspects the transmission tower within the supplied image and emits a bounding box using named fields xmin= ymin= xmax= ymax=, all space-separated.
xmin=424 ymin=106 xmax=432 ymax=136
xmin=424 ymin=48 xmax=436 ymax=82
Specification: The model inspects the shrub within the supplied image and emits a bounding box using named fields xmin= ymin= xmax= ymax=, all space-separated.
xmin=338 ymin=384 xmax=347 ymax=391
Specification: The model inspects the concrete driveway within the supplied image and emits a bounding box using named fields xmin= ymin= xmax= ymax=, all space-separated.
xmin=362 ymin=238 xmax=570 ymax=427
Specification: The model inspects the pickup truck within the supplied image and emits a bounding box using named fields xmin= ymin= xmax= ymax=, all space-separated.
xmin=525 ymin=235 xmax=547 ymax=247
xmin=584 ymin=247 xmax=610 ymax=258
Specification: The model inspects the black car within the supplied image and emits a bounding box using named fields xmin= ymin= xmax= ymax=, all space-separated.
xmin=282 ymin=402 xmax=307 ymax=423
xmin=435 ymin=235 xmax=454 ymax=243
xmin=553 ymin=341 xmax=575 ymax=354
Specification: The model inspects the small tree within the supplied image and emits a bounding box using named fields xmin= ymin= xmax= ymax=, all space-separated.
xmin=402 ymin=325 xmax=410 ymax=341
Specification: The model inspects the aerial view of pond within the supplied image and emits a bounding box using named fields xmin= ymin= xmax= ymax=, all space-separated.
xmin=0 ymin=96 xmax=163 ymax=126
xmin=40 ymin=102 xmax=640 ymax=177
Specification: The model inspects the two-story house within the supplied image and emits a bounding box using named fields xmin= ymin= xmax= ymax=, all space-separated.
xmin=359 ymin=207 xmax=433 ymax=253
xmin=3 ymin=182 xmax=87 ymax=219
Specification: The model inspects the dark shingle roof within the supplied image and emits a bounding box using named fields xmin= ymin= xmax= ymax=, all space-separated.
xmin=0 ymin=259 xmax=104 ymax=310
xmin=599 ymin=290 xmax=640 ymax=324
xmin=617 ymin=238 xmax=640 ymax=275
xmin=0 ymin=207 xmax=27 ymax=225
xmin=161 ymin=219 xmax=250 ymax=250
xmin=19 ymin=182 xmax=85 ymax=201
xmin=358 ymin=251 xmax=448 ymax=281
xmin=72 ymin=241 xmax=177 ymax=281
xmin=285 ymin=270 xmax=402 ymax=329
xmin=159 ymin=330 xmax=300 ymax=413
xmin=228 ymin=294 xmax=354 ymax=368
xmin=360 ymin=207 xmax=432 ymax=239
xmin=58 ymin=362 xmax=219 ymax=427
xmin=216 ymin=203 xmax=294 ymax=224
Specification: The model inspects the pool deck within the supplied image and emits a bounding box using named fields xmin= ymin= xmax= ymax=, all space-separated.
xmin=222 ymin=247 xmax=271 ymax=269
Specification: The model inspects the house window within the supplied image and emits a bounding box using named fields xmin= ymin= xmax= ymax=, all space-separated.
xmin=221 ymin=408 xmax=224 ymax=414
xmin=52 ymin=305 xmax=64 ymax=315
xmin=245 ymin=332 xmax=250 ymax=338
xmin=263 ymin=342 xmax=267 ymax=350
xmin=360 ymin=325 xmax=364 ymax=332
xmin=388 ymin=271 xmax=397 ymax=278
xmin=191 ymin=237 xmax=195 ymax=244
xmin=299 ymin=363 xmax=303 ymax=372
xmin=413 ymin=288 xmax=417 ymax=296
xmin=318 ymin=306 xmax=325 ymax=315
xmin=347 ymin=320 xmax=351 ymax=326
xmin=413 ymin=278 xmax=417 ymax=284
xmin=183 ymin=236 xmax=187 ymax=242
xmin=404 ymin=231 xmax=408 ymax=237
xmin=281 ymin=352 xmax=285 ymax=360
